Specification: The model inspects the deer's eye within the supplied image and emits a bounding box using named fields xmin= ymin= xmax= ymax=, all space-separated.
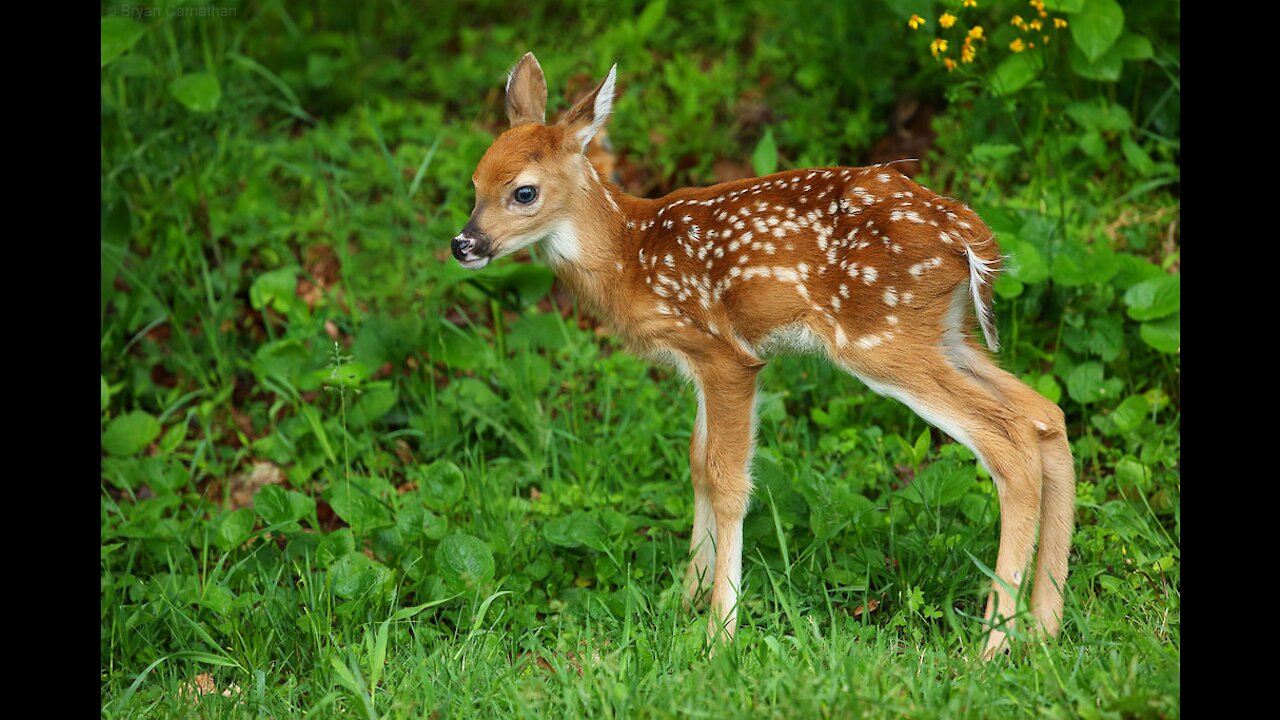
xmin=514 ymin=185 xmax=538 ymax=204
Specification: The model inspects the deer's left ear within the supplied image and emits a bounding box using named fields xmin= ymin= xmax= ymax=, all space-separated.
xmin=506 ymin=52 xmax=548 ymax=127
xmin=560 ymin=64 xmax=616 ymax=152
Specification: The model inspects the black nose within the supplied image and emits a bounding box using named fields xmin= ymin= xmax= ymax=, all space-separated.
xmin=451 ymin=235 xmax=474 ymax=260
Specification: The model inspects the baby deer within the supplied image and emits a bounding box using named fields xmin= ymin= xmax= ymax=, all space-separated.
xmin=454 ymin=53 xmax=1075 ymax=659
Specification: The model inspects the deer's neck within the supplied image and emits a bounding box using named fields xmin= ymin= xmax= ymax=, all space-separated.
xmin=542 ymin=169 xmax=649 ymax=327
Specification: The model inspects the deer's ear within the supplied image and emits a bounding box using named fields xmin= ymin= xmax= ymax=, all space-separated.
xmin=506 ymin=52 xmax=548 ymax=127
xmin=559 ymin=64 xmax=616 ymax=151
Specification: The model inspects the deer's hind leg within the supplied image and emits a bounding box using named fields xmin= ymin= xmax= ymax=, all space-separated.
xmin=833 ymin=341 xmax=1044 ymax=660
xmin=951 ymin=341 xmax=1076 ymax=639
xmin=684 ymin=390 xmax=716 ymax=609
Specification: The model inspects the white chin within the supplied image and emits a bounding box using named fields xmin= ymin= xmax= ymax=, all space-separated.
xmin=459 ymin=256 xmax=491 ymax=270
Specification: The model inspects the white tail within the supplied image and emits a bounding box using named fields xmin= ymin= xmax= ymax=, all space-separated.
xmin=453 ymin=53 xmax=1076 ymax=659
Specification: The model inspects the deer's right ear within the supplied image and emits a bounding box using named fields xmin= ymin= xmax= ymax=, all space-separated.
xmin=506 ymin=52 xmax=548 ymax=127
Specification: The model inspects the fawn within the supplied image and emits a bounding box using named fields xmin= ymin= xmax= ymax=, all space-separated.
xmin=453 ymin=53 xmax=1075 ymax=659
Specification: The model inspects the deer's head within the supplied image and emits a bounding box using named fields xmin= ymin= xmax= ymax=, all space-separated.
xmin=452 ymin=52 xmax=617 ymax=269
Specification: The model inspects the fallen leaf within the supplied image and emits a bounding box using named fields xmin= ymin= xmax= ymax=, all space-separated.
xmin=226 ymin=461 xmax=286 ymax=510
xmin=180 ymin=673 xmax=217 ymax=699
xmin=305 ymin=243 xmax=341 ymax=289
xmin=851 ymin=598 xmax=881 ymax=618
xmin=178 ymin=673 xmax=242 ymax=704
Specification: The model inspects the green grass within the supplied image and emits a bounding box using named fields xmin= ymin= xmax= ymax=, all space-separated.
xmin=101 ymin=1 xmax=1179 ymax=717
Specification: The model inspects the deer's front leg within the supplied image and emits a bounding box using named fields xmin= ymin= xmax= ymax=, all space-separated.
xmin=684 ymin=392 xmax=716 ymax=608
xmin=691 ymin=357 xmax=761 ymax=644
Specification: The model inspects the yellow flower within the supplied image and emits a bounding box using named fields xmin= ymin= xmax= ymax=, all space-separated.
xmin=930 ymin=38 xmax=949 ymax=57
xmin=1028 ymin=0 xmax=1045 ymax=10
xmin=944 ymin=58 xmax=958 ymax=72
xmin=940 ymin=13 xmax=957 ymax=29
xmin=968 ymin=25 xmax=984 ymax=40
xmin=1029 ymin=19 xmax=1043 ymax=31
xmin=961 ymin=43 xmax=976 ymax=63
xmin=908 ymin=14 xmax=926 ymax=30
xmin=1054 ymin=18 xmax=1068 ymax=29
xmin=963 ymin=0 xmax=977 ymax=7
xmin=1009 ymin=38 xmax=1026 ymax=53
xmin=1011 ymin=15 xmax=1027 ymax=30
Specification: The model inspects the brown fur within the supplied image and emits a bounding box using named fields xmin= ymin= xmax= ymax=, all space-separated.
xmin=458 ymin=54 xmax=1076 ymax=659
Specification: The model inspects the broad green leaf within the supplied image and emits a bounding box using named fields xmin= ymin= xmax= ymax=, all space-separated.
xmin=349 ymin=385 xmax=397 ymax=426
xmin=809 ymin=503 xmax=850 ymax=542
xmin=250 ymin=338 xmax=310 ymax=386
xmin=1123 ymin=274 xmax=1180 ymax=321
xmin=1109 ymin=395 xmax=1151 ymax=436
xmin=1114 ymin=457 xmax=1151 ymax=491
xmin=419 ymin=460 xmax=466 ymax=510
xmin=396 ymin=505 xmax=448 ymax=541
xmin=101 ymin=17 xmax=146 ymax=68
xmin=330 ymin=551 xmax=391 ymax=599
xmin=1066 ymin=362 xmax=1123 ymax=404
xmin=1065 ymin=101 xmax=1133 ymax=133
xmin=254 ymin=485 xmax=315 ymax=526
xmin=908 ymin=460 xmax=974 ymax=508
xmin=323 ymin=362 xmax=369 ymax=389
xmin=215 ymin=508 xmax=256 ymax=552
xmin=969 ymin=143 xmax=1022 ymax=163
xmin=752 ymin=128 xmax=778 ymax=178
xmin=494 ymin=264 xmax=556 ymax=306
xmin=102 ymin=411 xmax=161 ymax=456
xmin=1044 ymin=0 xmax=1084 ymax=11
xmin=993 ymin=274 xmax=1023 ymax=299
xmin=1003 ymin=239 xmax=1049 ymax=285
xmin=1068 ymin=44 xmax=1122 ymax=82
xmin=544 ymin=512 xmax=609 ymax=552
xmin=434 ymin=326 xmax=491 ymax=369
xmin=101 ymin=456 xmax=186 ymax=493
xmin=1026 ymin=373 xmax=1062 ymax=405
xmin=198 ymin=585 xmax=236 ymax=616
xmin=435 ymin=534 xmax=495 ymax=592
xmin=249 ymin=266 xmax=305 ymax=318
xmin=1078 ymin=131 xmax=1106 ymax=160
xmin=1070 ymin=0 xmax=1125 ymax=62
xmin=113 ymin=54 xmax=159 ymax=77
xmin=170 ymin=73 xmax=223 ymax=113
xmin=101 ymin=375 xmax=110 ymax=413
xmin=1139 ymin=313 xmax=1180 ymax=353
xmin=989 ymin=53 xmax=1039 ymax=97
xmin=1113 ymin=254 xmax=1165 ymax=290
xmin=157 ymin=423 xmax=185 ymax=454
xmin=326 ymin=480 xmax=392 ymax=534
xmin=1121 ymin=137 xmax=1156 ymax=177
xmin=1116 ymin=33 xmax=1154 ymax=60
xmin=1064 ymin=316 xmax=1124 ymax=362
xmin=1052 ymin=241 xmax=1119 ymax=287
xmin=636 ymin=0 xmax=668 ymax=38
xmin=318 ymin=529 xmax=356 ymax=567
xmin=505 ymin=312 xmax=563 ymax=351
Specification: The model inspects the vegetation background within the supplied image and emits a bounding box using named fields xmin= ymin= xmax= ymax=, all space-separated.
xmin=101 ymin=0 xmax=1180 ymax=716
